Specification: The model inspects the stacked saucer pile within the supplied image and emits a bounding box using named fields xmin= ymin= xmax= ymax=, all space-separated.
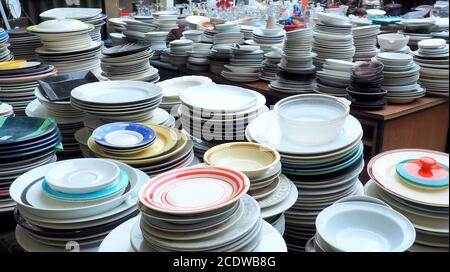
xmin=186 ymin=43 xmax=212 ymax=72
xmin=222 ymin=45 xmax=263 ymax=82
xmin=182 ymin=30 xmax=203 ymax=43
xmin=85 ymin=124 xmax=195 ymax=177
xmin=179 ymin=84 xmax=267 ymax=156
xmin=413 ymin=39 xmax=449 ymax=97
xmin=0 ymin=28 xmax=12 ymax=62
xmin=399 ymin=19 xmax=436 ymax=50
xmin=155 ymin=15 xmax=178 ymax=32
xmin=306 ymin=196 xmax=416 ymax=252
xmin=214 ymin=23 xmax=244 ymax=46
xmin=377 ymin=33 xmax=411 ymax=54
xmin=260 ymin=50 xmax=282 ymax=82
xmin=245 ymin=94 xmax=365 ymax=251
xmin=251 ymin=26 xmax=285 ymax=52
xmin=101 ymin=43 xmax=159 ymax=82
xmin=11 ymin=158 xmax=148 ymax=252
xmin=70 ymin=81 xmax=163 ymax=129
xmin=270 ymin=28 xmax=316 ymax=94
xmin=347 ymin=61 xmax=386 ymax=110
xmin=202 ymin=28 xmax=217 ymax=43
xmin=169 ymin=40 xmax=193 ymax=66
xmin=315 ymin=59 xmax=355 ymax=97
xmin=204 ymin=142 xmax=298 ymax=234
xmin=6 ymin=28 xmax=42 ymax=60
xmin=0 ymin=60 xmax=57 ymax=115
xmin=366 ymin=149 xmax=449 ymax=252
xmin=313 ymin=13 xmax=355 ymax=69
xmin=352 ymin=25 xmax=380 ymax=61
xmin=130 ymin=166 xmax=284 ymax=252
xmin=157 ymin=76 xmax=212 ymax=115
xmin=39 ymin=8 xmax=106 ymax=42
xmin=374 ymin=52 xmax=424 ymax=104
xmin=122 ymin=19 xmax=159 ymax=43
xmin=0 ymin=117 xmax=61 ymax=213
xmin=0 ymin=101 xmax=13 ymax=117
xmin=28 ymin=19 xmax=102 ymax=74
xmin=241 ymin=25 xmax=257 ymax=40
xmin=145 ymin=32 xmax=169 ymax=51
xmin=208 ymin=45 xmax=232 ymax=75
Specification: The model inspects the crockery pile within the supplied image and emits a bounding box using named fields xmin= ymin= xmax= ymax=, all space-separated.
xmin=347 ymin=61 xmax=386 ymax=110
xmin=413 ymin=39 xmax=449 ymax=97
xmin=155 ymin=15 xmax=178 ymax=32
xmin=0 ymin=117 xmax=61 ymax=213
xmin=208 ymin=45 xmax=232 ymax=75
xmin=182 ymin=30 xmax=203 ymax=43
xmin=169 ymin=39 xmax=193 ymax=67
xmin=251 ymin=23 xmax=285 ymax=53
xmin=315 ymin=59 xmax=355 ymax=97
xmin=0 ymin=28 xmax=13 ymax=62
xmin=0 ymin=60 xmax=57 ymax=115
xmin=179 ymin=84 xmax=267 ymax=158
xmin=28 ymin=19 xmax=102 ymax=74
xmin=270 ymin=28 xmax=316 ymax=94
xmin=366 ymin=149 xmax=449 ymax=252
xmin=101 ymin=43 xmax=159 ymax=82
xmin=6 ymin=28 xmax=42 ymax=60
xmin=306 ymin=196 xmax=416 ymax=252
xmin=144 ymin=31 xmax=169 ymax=52
xmin=222 ymin=45 xmax=263 ymax=82
xmin=313 ymin=13 xmax=355 ymax=69
xmin=245 ymin=94 xmax=365 ymax=251
xmin=399 ymin=18 xmax=436 ymax=50
xmin=374 ymin=52 xmax=424 ymax=104
xmin=377 ymin=33 xmax=411 ymax=54
xmin=186 ymin=43 xmax=212 ymax=72
xmin=260 ymin=50 xmax=282 ymax=82
xmin=11 ymin=158 xmax=147 ymax=252
xmin=0 ymin=101 xmax=14 ymax=117
xmin=204 ymin=142 xmax=298 ymax=234
xmin=352 ymin=25 xmax=380 ymax=61
xmin=214 ymin=23 xmax=244 ymax=46
xmin=122 ymin=19 xmax=159 ymax=43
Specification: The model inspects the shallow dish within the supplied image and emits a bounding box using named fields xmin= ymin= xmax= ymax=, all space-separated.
xmin=92 ymin=122 xmax=156 ymax=149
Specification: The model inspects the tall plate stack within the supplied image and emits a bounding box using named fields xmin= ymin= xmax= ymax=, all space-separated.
xmin=0 ymin=28 xmax=13 ymax=62
xmin=352 ymin=25 xmax=380 ymax=61
xmin=6 ymin=28 xmax=42 ymax=60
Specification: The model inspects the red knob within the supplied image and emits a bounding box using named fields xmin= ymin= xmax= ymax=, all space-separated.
xmin=420 ymin=157 xmax=436 ymax=171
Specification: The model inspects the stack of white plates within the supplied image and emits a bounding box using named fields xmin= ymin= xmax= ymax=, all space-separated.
xmin=182 ymin=30 xmax=203 ymax=43
xmin=241 ymin=25 xmax=257 ymax=40
xmin=214 ymin=23 xmax=244 ymax=45
xmin=399 ymin=19 xmax=436 ymax=50
xmin=0 ymin=28 xmax=13 ymax=62
xmin=260 ymin=50 xmax=282 ymax=82
xmin=374 ymin=52 xmax=425 ymax=103
xmin=245 ymin=94 xmax=365 ymax=251
xmin=252 ymin=27 xmax=285 ymax=49
xmin=169 ymin=39 xmax=193 ymax=66
xmin=221 ymin=45 xmax=263 ymax=82
xmin=28 ymin=19 xmax=102 ymax=74
xmin=157 ymin=75 xmax=212 ymax=116
xmin=0 ymin=101 xmax=14 ymax=117
xmin=315 ymin=59 xmax=355 ymax=97
xmin=0 ymin=61 xmax=57 ymax=115
xmin=12 ymin=158 xmax=147 ymax=252
xmin=186 ymin=43 xmax=212 ymax=71
xmin=352 ymin=25 xmax=380 ymax=61
xmin=109 ymin=33 xmax=125 ymax=46
xmin=208 ymin=45 xmax=232 ymax=75
xmin=306 ymin=196 xmax=416 ymax=252
xmin=101 ymin=43 xmax=159 ymax=82
xmin=180 ymin=84 xmax=267 ymax=154
xmin=413 ymin=38 xmax=449 ymax=97
xmin=155 ymin=15 xmax=178 ymax=32
xmin=40 ymin=8 xmax=106 ymax=42
xmin=202 ymin=29 xmax=217 ymax=43
xmin=313 ymin=13 xmax=355 ymax=69
xmin=366 ymin=149 xmax=449 ymax=252
xmin=144 ymin=32 xmax=169 ymax=51
xmin=108 ymin=18 xmax=127 ymax=33
xmin=6 ymin=28 xmax=42 ymax=60
xmin=122 ymin=19 xmax=159 ymax=43
xmin=0 ymin=117 xmax=61 ymax=214
xmin=270 ymin=28 xmax=316 ymax=94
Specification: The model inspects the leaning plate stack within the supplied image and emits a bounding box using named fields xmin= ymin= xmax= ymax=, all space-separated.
xmin=28 ymin=19 xmax=102 ymax=74
xmin=374 ymin=52 xmax=425 ymax=104
xmin=245 ymin=94 xmax=365 ymax=251
xmin=366 ymin=149 xmax=449 ymax=252
xmin=0 ymin=117 xmax=61 ymax=213
xmin=313 ymin=13 xmax=355 ymax=69
xmin=101 ymin=43 xmax=159 ymax=82
xmin=0 ymin=60 xmax=57 ymax=115
xmin=0 ymin=101 xmax=14 ymax=117
xmin=315 ymin=59 xmax=355 ymax=97
xmin=413 ymin=39 xmax=449 ymax=97
xmin=122 ymin=19 xmax=159 ymax=43
xmin=186 ymin=43 xmax=212 ymax=72
xmin=157 ymin=75 xmax=213 ymax=116
xmin=203 ymin=142 xmax=298 ymax=234
xmin=214 ymin=23 xmax=244 ymax=46
xmin=40 ymin=8 xmax=107 ymax=42
xmin=221 ymin=45 xmax=263 ymax=83
xmin=11 ymin=158 xmax=148 ymax=252
xmin=270 ymin=28 xmax=316 ymax=94
xmin=399 ymin=18 xmax=436 ymax=50
xmin=208 ymin=45 xmax=232 ymax=75
xmin=352 ymin=25 xmax=380 ymax=61
xmin=6 ymin=28 xmax=42 ymax=60
xmin=155 ymin=15 xmax=178 ymax=32
xmin=179 ymin=84 xmax=267 ymax=155
xmin=252 ymin=27 xmax=284 ymax=50
xmin=168 ymin=39 xmax=193 ymax=67
xmin=0 ymin=28 xmax=13 ymax=62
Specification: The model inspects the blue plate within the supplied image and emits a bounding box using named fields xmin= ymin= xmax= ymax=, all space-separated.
xmin=41 ymin=169 xmax=129 ymax=201
xmin=92 ymin=122 xmax=156 ymax=149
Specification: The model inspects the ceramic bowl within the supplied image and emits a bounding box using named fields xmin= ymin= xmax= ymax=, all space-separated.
xmin=316 ymin=202 xmax=416 ymax=252
xmin=203 ymin=142 xmax=280 ymax=179
xmin=366 ymin=9 xmax=386 ymax=18
xmin=377 ymin=34 xmax=409 ymax=51
xmin=347 ymin=88 xmax=387 ymax=102
xmin=273 ymin=94 xmax=350 ymax=146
